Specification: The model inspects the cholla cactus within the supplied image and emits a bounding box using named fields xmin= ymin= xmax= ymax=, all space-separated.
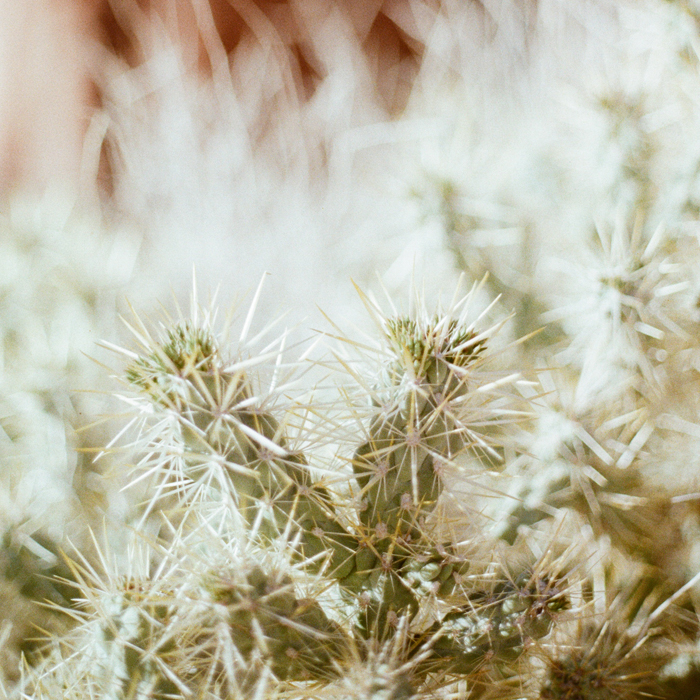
xmin=20 ymin=264 xmax=700 ymax=699
xmin=18 ymin=283 xmax=581 ymax=699
xmin=16 ymin=5 xmax=700 ymax=698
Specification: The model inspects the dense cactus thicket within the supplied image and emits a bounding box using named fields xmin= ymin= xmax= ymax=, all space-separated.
xmin=19 ymin=285 xmax=569 ymax=698
xmin=10 ymin=274 xmax=700 ymax=699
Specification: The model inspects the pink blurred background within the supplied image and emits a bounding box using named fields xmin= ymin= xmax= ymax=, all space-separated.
xmin=0 ymin=0 xmax=443 ymax=194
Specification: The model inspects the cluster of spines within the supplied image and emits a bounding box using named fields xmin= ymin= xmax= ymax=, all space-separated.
xmin=23 ymin=299 xmax=572 ymax=699
xmin=345 ymin=313 xmax=489 ymax=640
xmin=383 ymin=316 xmax=485 ymax=383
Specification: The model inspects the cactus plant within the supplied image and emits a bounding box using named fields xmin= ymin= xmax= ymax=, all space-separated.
xmin=12 ymin=2 xmax=700 ymax=699
xmin=14 ymin=259 xmax=700 ymax=699
xmin=18 ymin=283 xmax=579 ymax=699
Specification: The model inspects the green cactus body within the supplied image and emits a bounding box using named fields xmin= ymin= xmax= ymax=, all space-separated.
xmin=97 ymin=582 xmax=179 ymax=700
xmin=402 ymin=546 xmax=471 ymax=600
xmin=353 ymin=316 xmax=484 ymax=526
xmin=341 ymin=314 xmax=490 ymax=639
xmin=125 ymin=321 xmax=357 ymax=565
xmin=207 ymin=565 xmax=350 ymax=684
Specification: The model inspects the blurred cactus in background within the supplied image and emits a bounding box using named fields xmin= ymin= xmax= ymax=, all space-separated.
xmin=0 ymin=199 xmax=138 ymax=685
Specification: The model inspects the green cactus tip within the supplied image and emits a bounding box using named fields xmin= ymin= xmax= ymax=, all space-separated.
xmin=384 ymin=316 xmax=484 ymax=380
xmin=125 ymin=321 xmax=218 ymax=391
